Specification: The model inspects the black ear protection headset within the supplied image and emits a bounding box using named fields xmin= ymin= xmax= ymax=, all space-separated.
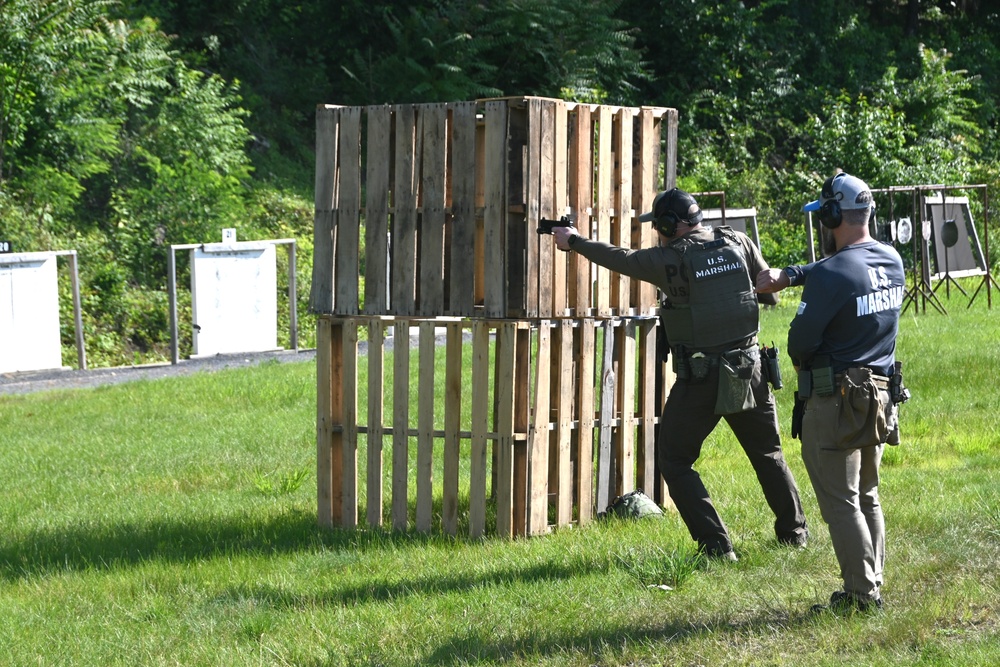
xmin=817 ymin=176 xmax=843 ymax=229
xmin=653 ymin=189 xmax=702 ymax=236
xmin=817 ymin=174 xmax=876 ymax=229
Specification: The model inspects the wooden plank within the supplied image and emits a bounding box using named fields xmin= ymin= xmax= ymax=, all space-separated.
xmin=448 ymin=101 xmax=478 ymax=316
xmin=634 ymin=108 xmax=658 ymax=314
xmin=525 ymin=99 xmax=542 ymax=317
xmin=595 ymin=106 xmax=613 ymax=318
xmin=613 ymin=108 xmax=633 ymax=313
xmin=513 ymin=324 xmax=531 ymax=536
xmin=537 ymin=100 xmax=555 ymax=318
xmin=329 ymin=320 xmax=346 ymax=525
xmin=310 ymin=106 xmax=339 ymax=313
xmin=310 ymin=210 xmax=336 ymax=314
xmin=392 ymin=319 xmax=410 ymax=530
xmin=391 ymin=105 xmax=419 ymax=316
xmin=341 ymin=320 xmax=359 ymax=527
xmin=609 ymin=110 xmax=624 ymax=314
xmin=494 ymin=321 xmax=516 ymax=537
xmin=576 ymin=318 xmax=596 ymax=524
xmin=469 ymin=320 xmax=491 ymax=537
xmin=554 ymin=319 xmax=574 ymax=525
xmin=483 ymin=101 xmax=508 ymax=317
xmin=418 ymin=104 xmax=447 ymax=315
xmin=506 ymin=104 xmax=529 ymax=317
xmin=474 ymin=116 xmax=487 ymax=309
xmin=364 ymin=106 xmax=392 ymax=315
xmin=551 ymin=101 xmax=569 ymax=315
xmin=638 ymin=319 xmax=659 ymax=495
xmin=316 ymin=316 xmax=334 ymax=527
xmin=596 ymin=320 xmax=615 ymax=513
xmin=416 ymin=320 xmax=436 ymax=532
xmin=315 ymin=105 xmax=339 ymax=211
xmin=663 ymin=108 xmax=678 ymax=190
xmin=527 ymin=320 xmax=551 ymax=535
xmin=616 ymin=319 xmax=636 ymax=496
xmin=366 ymin=318 xmax=385 ymax=527
xmin=654 ymin=322 xmax=674 ymax=508
xmin=335 ymin=107 xmax=362 ymax=315
xmin=569 ymin=106 xmax=593 ymax=316
xmin=442 ymin=322 xmax=463 ymax=535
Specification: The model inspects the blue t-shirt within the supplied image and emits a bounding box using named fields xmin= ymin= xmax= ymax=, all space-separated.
xmin=787 ymin=241 xmax=905 ymax=376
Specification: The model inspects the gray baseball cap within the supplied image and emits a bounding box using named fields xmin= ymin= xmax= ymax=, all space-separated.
xmin=803 ymin=172 xmax=875 ymax=212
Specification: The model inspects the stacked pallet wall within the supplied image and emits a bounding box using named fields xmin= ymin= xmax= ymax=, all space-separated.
xmin=313 ymin=97 xmax=678 ymax=536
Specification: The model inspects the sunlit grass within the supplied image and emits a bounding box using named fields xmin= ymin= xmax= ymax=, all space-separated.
xmin=0 ymin=281 xmax=997 ymax=666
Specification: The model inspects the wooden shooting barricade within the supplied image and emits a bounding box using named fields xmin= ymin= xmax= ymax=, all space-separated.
xmin=312 ymin=96 xmax=678 ymax=537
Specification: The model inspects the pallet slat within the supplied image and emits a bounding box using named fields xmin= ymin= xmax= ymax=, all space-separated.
xmin=616 ymin=320 xmax=636 ymax=495
xmin=335 ymin=108 xmax=362 ymax=314
xmin=483 ymin=102 xmax=508 ymax=317
xmin=554 ymin=320 xmax=574 ymax=525
xmin=419 ymin=105 xmax=448 ymax=315
xmin=341 ymin=321 xmax=359 ymax=528
xmin=416 ymin=321 xmax=436 ymax=532
xmin=494 ymin=321 xmax=516 ymax=537
xmin=570 ymin=106 xmax=593 ymax=316
xmin=392 ymin=320 xmax=411 ymax=530
xmin=449 ymin=102 xmax=478 ymax=315
xmin=613 ymin=109 xmax=633 ymax=314
xmin=316 ymin=317 xmax=334 ymax=528
xmin=392 ymin=105 xmax=419 ymax=316
xmin=527 ymin=320 xmax=551 ymax=535
xmin=576 ymin=318 xmax=596 ymax=524
xmin=442 ymin=323 xmax=463 ymax=535
xmin=366 ymin=319 xmax=385 ymax=527
xmin=639 ymin=320 xmax=659 ymax=494
xmin=469 ymin=321 xmax=491 ymax=537
xmin=365 ymin=106 xmax=392 ymax=314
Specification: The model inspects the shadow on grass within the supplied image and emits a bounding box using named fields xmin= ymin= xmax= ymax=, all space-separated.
xmin=214 ymin=549 xmax=610 ymax=609
xmin=414 ymin=609 xmax=806 ymax=666
xmin=0 ymin=507 xmax=494 ymax=582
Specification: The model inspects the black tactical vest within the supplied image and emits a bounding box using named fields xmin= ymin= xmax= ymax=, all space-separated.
xmin=660 ymin=227 xmax=759 ymax=349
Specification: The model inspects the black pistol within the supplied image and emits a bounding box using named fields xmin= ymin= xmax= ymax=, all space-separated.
xmin=536 ymin=215 xmax=574 ymax=235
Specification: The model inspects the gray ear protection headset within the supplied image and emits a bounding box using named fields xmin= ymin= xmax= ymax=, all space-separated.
xmin=817 ymin=174 xmax=875 ymax=229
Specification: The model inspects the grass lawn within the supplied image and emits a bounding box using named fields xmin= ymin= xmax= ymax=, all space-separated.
xmin=0 ymin=283 xmax=997 ymax=666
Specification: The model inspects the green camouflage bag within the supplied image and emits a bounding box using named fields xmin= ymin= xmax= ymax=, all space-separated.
xmin=601 ymin=489 xmax=663 ymax=520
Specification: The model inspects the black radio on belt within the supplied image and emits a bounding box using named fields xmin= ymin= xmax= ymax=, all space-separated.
xmin=760 ymin=342 xmax=783 ymax=390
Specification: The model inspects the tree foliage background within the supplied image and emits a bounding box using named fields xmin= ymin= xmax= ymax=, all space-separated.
xmin=1 ymin=0 xmax=997 ymax=366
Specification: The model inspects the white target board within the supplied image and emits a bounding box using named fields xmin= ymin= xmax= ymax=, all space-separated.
xmin=0 ymin=252 xmax=63 ymax=373
xmin=924 ymin=195 xmax=987 ymax=280
xmin=191 ymin=242 xmax=278 ymax=357
xmin=701 ymin=207 xmax=760 ymax=248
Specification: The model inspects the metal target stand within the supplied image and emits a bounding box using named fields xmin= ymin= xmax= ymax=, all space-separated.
xmin=871 ymin=183 xmax=995 ymax=314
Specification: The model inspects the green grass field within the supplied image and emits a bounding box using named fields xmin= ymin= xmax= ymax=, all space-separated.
xmin=0 ymin=284 xmax=997 ymax=666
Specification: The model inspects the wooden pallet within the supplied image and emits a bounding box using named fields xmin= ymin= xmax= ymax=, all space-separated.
xmin=316 ymin=316 xmax=669 ymax=536
xmin=310 ymin=97 xmax=677 ymax=319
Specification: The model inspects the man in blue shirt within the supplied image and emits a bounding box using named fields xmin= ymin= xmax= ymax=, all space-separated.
xmin=759 ymin=172 xmax=904 ymax=614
